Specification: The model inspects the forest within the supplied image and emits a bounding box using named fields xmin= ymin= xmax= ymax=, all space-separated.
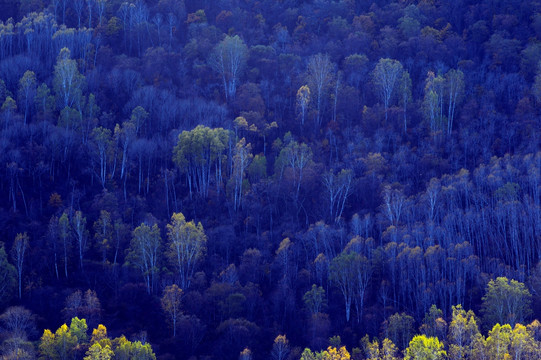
xmin=0 ymin=0 xmax=540 ymax=359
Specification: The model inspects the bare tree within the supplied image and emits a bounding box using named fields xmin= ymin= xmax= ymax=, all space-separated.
xmin=0 ymin=306 xmax=36 ymax=339
xmin=306 ymin=53 xmax=334 ymax=127
xmin=446 ymin=69 xmax=465 ymax=135
xmin=208 ymin=35 xmax=248 ymax=102
xmin=10 ymin=233 xmax=28 ymax=299
xmin=372 ymin=58 xmax=404 ymax=122
xmin=73 ymin=0 xmax=85 ymax=28
xmin=231 ymin=138 xmax=253 ymax=212
xmin=87 ymin=0 xmax=94 ymax=28
xmin=322 ymin=169 xmax=353 ymax=223
xmin=152 ymin=13 xmax=163 ymax=46
xmin=95 ymin=0 xmax=106 ymax=26
xmin=400 ymin=71 xmax=412 ymax=133
xmin=71 ymin=210 xmax=88 ymax=272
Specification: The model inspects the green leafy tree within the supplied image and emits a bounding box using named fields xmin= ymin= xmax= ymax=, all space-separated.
xmin=54 ymin=323 xmax=78 ymax=360
xmin=303 ymin=284 xmax=327 ymax=315
xmin=482 ymin=277 xmax=532 ymax=329
xmin=300 ymin=348 xmax=319 ymax=360
xmin=116 ymin=335 xmax=155 ymax=360
xmin=166 ymin=212 xmax=206 ymax=289
xmin=510 ymin=323 xmax=539 ymax=359
xmin=69 ymin=317 xmax=88 ymax=344
xmin=173 ymin=126 xmax=230 ymax=198
xmin=470 ymin=333 xmax=488 ymax=360
xmin=404 ymin=335 xmax=446 ymax=360
xmin=381 ymin=338 xmax=400 ymax=360
xmin=84 ymin=342 xmax=114 ymax=360
xmin=362 ymin=336 xmax=399 ymax=360
xmin=386 ymin=312 xmax=415 ymax=350
xmin=448 ymin=304 xmax=480 ymax=360
xmin=420 ymin=305 xmax=446 ymax=339
xmin=485 ymin=323 xmax=512 ymax=360
xmin=39 ymin=329 xmax=57 ymax=360
xmin=362 ymin=336 xmax=380 ymax=360
xmin=116 ymin=340 xmax=156 ymax=360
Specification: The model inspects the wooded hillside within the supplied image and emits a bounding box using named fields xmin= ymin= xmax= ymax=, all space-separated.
xmin=0 ymin=0 xmax=540 ymax=359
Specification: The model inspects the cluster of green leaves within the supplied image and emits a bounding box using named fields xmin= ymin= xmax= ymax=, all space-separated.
xmin=302 ymin=303 xmax=541 ymax=360
xmin=39 ymin=318 xmax=155 ymax=360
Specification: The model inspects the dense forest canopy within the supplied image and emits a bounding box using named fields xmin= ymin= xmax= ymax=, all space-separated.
xmin=0 ymin=0 xmax=540 ymax=359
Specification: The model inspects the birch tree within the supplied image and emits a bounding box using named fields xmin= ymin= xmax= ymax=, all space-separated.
xmin=322 ymin=169 xmax=353 ymax=223
xmin=399 ymin=71 xmax=412 ymax=133
xmin=161 ymin=284 xmax=183 ymax=337
xmin=209 ymin=35 xmax=248 ymax=101
xmin=166 ymin=212 xmax=206 ymax=289
xmin=53 ymin=48 xmax=85 ymax=110
xmin=71 ymin=211 xmax=88 ymax=272
xmin=58 ymin=211 xmax=71 ymax=279
xmin=173 ymin=126 xmax=229 ymax=198
xmin=445 ymin=68 xmax=465 ymax=135
xmin=306 ymin=53 xmax=334 ymax=127
xmin=128 ymin=223 xmax=161 ymax=294
xmin=372 ymin=58 xmax=404 ymax=122
xmin=231 ymin=138 xmax=252 ymax=212
xmin=281 ymin=140 xmax=312 ymax=205
xmin=330 ymin=252 xmax=357 ymax=322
